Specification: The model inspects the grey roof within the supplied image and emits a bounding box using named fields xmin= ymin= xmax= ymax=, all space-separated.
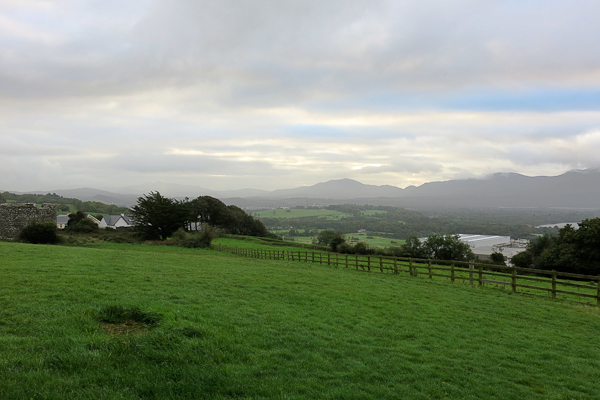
xmin=103 ymin=214 xmax=135 ymax=226
xmin=57 ymin=215 xmax=69 ymax=224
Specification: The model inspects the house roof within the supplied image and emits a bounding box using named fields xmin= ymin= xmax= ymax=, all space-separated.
xmin=103 ymin=214 xmax=135 ymax=226
xmin=57 ymin=215 xmax=69 ymax=224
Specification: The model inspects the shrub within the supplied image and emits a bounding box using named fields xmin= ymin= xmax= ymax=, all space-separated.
xmin=18 ymin=222 xmax=60 ymax=244
xmin=171 ymin=227 xmax=188 ymax=242
xmin=65 ymin=218 xmax=98 ymax=233
xmin=181 ymin=225 xmax=217 ymax=248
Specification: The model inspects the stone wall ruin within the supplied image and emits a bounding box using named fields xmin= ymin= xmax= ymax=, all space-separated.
xmin=0 ymin=203 xmax=57 ymax=240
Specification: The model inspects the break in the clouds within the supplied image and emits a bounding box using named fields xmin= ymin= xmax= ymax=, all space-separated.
xmin=1 ymin=0 xmax=600 ymax=192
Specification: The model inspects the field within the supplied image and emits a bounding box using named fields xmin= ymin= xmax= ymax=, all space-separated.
xmin=252 ymin=209 xmax=351 ymax=220
xmin=2 ymin=240 xmax=600 ymax=399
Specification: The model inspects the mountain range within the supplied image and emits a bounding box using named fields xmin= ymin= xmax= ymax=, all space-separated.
xmin=14 ymin=169 xmax=600 ymax=210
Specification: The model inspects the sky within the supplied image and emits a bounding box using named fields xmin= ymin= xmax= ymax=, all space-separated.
xmin=2 ymin=0 xmax=600 ymax=193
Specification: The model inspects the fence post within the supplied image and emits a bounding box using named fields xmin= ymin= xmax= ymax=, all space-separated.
xmin=469 ymin=263 xmax=474 ymax=285
xmin=409 ymin=258 xmax=413 ymax=276
xmin=379 ymin=257 xmax=383 ymax=273
xmin=367 ymin=256 xmax=371 ymax=272
xmin=394 ymin=258 xmax=398 ymax=275
xmin=346 ymin=254 xmax=349 ymax=268
xmin=428 ymin=260 xmax=432 ymax=279
xmin=552 ymin=270 xmax=557 ymax=299
xmin=478 ymin=265 xmax=483 ymax=287
xmin=336 ymin=253 xmax=339 ymax=267
xmin=512 ymin=268 xmax=517 ymax=293
xmin=327 ymin=252 xmax=330 ymax=266
xmin=356 ymin=254 xmax=359 ymax=270
xmin=451 ymin=263 xmax=455 ymax=282
xmin=597 ymin=275 xmax=600 ymax=306
xmin=312 ymin=252 xmax=315 ymax=263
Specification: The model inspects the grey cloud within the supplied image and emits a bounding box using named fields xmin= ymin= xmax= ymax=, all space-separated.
xmin=108 ymin=153 xmax=282 ymax=176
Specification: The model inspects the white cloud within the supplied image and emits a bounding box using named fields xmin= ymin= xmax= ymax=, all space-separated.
xmin=1 ymin=1 xmax=600 ymax=192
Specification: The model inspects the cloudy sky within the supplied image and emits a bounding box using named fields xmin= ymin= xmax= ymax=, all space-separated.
xmin=2 ymin=0 xmax=600 ymax=193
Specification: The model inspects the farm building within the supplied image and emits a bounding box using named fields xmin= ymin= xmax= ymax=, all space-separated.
xmin=457 ymin=234 xmax=511 ymax=249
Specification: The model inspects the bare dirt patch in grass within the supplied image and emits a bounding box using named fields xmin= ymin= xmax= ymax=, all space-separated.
xmin=102 ymin=320 xmax=150 ymax=336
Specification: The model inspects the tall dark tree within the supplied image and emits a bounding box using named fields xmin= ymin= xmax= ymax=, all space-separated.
xmin=188 ymin=196 xmax=231 ymax=228
xmin=131 ymin=192 xmax=188 ymax=240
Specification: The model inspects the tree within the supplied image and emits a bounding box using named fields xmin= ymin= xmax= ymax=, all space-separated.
xmin=419 ymin=234 xmax=475 ymax=261
xmin=315 ymin=230 xmax=345 ymax=251
xmin=531 ymin=219 xmax=600 ymax=275
xmin=402 ymin=236 xmax=427 ymax=258
xmin=489 ymin=250 xmax=506 ymax=266
xmin=187 ymin=196 xmax=231 ymax=228
xmin=131 ymin=192 xmax=188 ymax=240
xmin=67 ymin=211 xmax=87 ymax=226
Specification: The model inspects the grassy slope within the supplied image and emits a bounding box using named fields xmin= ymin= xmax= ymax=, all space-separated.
xmin=1 ymin=241 xmax=600 ymax=399
xmin=253 ymin=209 xmax=351 ymax=220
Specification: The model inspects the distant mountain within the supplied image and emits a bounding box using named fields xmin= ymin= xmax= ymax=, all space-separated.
xmin=267 ymin=178 xmax=404 ymax=199
xmin=19 ymin=169 xmax=600 ymax=210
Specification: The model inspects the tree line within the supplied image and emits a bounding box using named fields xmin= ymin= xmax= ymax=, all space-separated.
xmin=132 ymin=192 xmax=273 ymax=241
xmin=314 ymin=230 xmax=477 ymax=262
xmin=256 ymin=204 xmax=592 ymax=240
xmin=0 ymin=191 xmax=129 ymax=214
xmin=512 ymin=218 xmax=600 ymax=275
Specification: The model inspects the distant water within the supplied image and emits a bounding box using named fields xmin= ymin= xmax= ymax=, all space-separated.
xmin=535 ymin=222 xmax=580 ymax=229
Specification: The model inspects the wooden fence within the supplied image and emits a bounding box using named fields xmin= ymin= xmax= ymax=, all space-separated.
xmin=213 ymin=244 xmax=600 ymax=305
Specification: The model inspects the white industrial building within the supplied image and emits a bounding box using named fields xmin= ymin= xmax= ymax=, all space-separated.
xmin=419 ymin=234 xmax=528 ymax=262
xmin=457 ymin=234 xmax=527 ymax=261
xmin=457 ymin=234 xmax=511 ymax=249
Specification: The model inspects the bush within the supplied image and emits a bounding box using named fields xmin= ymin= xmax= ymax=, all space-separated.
xmin=18 ymin=222 xmax=60 ymax=244
xmin=65 ymin=218 xmax=98 ymax=233
xmin=181 ymin=225 xmax=217 ymax=249
xmin=171 ymin=227 xmax=188 ymax=242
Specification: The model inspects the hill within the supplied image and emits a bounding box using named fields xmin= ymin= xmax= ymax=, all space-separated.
xmin=1 ymin=240 xmax=600 ymax=399
xmin=10 ymin=168 xmax=600 ymax=209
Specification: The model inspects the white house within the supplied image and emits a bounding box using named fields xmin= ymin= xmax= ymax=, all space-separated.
xmin=99 ymin=214 xmax=135 ymax=229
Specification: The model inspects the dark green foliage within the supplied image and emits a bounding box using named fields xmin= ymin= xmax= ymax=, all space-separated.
xmin=188 ymin=196 xmax=231 ymax=227
xmin=18 ymin=222 xmax=60 ymax=244
xmin=225 ymin=205 xmax=269 ymax=236
xmin=490 ymin=251 xmax=506 ymax=266
xmin=132 ymin=192 xmax=189 ymax=240
xmin=65 ymin=212 xmax=99 ymax=233
xmin=187 ymin=197 xmax=269 ymax=238
xmin=58 ymin=204 xmax=70 ymax=211
xmin=422 ymin=233 xmax=475 ymax=261
xmin=401 ymin=234 xmax=474 ymax=261
xmin=315 ymin=230 xmax=346 ymax=251
xmin=180 ymin=226 xmax=217 ymax=248
xmin=403 ymin=236 xmax=427 ymax=258
xmin=97 ymin=305 xmax=163 ymax=327
xmin=511 ymin=251 xmax=533 ymax=268
xmin=0 ymin=191 xmax=129 ymax=214
xmin=337 ymin=241 xmax=375 ymax=255
xmin=66 ymin=210 xmax=87 ymax=226
xmin=526 ymin=219 xmax=600 ymax=275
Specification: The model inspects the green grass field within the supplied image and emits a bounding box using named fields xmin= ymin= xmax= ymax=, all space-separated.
xmin=2 ymin=240 xmax=600 ymax=399
xmin=253 ymin=209 xmax=351 ymax=220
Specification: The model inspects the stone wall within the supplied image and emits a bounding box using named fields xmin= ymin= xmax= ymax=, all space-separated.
xmin=0 ymin=203 xmax=57 ymax=240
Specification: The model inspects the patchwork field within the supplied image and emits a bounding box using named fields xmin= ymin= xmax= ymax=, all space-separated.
xmin=1 ymin=240 xmax=600 ymax=399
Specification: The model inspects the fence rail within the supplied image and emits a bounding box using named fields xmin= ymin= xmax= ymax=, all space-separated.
xmin=213 ymin=244 xmax=600 ymax=305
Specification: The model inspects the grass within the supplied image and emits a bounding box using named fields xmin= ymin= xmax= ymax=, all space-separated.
xmin=253 ymin=209 xmax=352 ymax=219
xmin=2 ymin=240 xmax=600 ymax=399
